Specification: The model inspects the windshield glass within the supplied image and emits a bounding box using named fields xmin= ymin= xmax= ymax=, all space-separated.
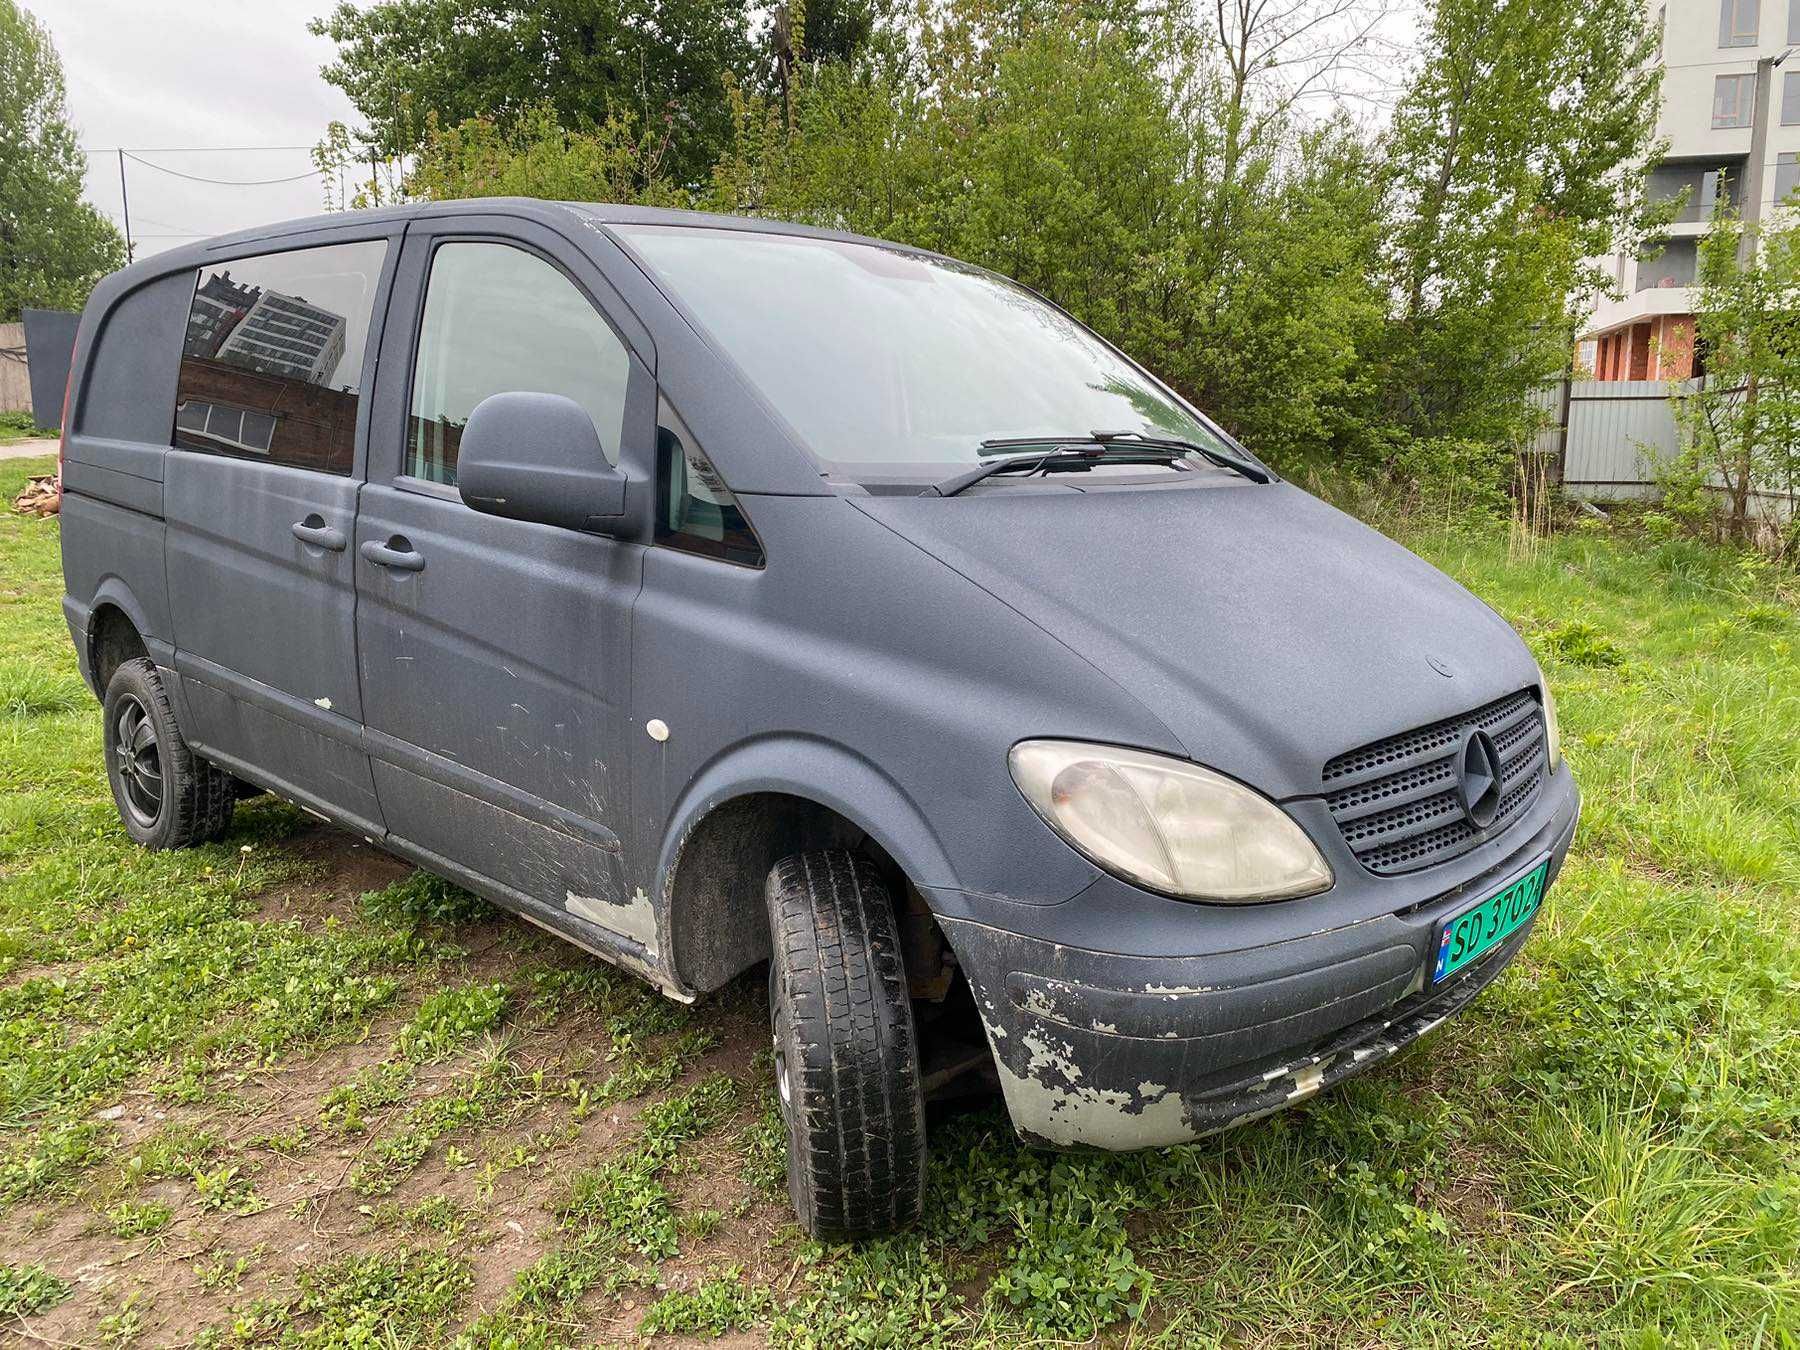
xmin=614 ymin=224 xmax=1241 ymax=476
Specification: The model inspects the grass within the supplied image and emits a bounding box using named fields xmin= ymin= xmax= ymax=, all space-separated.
xmin=0 ymin=411 xmax=54 ymax=445
xmin=1 ymin=449 xmax=1797 ymax=1343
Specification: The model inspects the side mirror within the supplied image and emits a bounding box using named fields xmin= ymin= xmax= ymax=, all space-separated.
xmin=456 ymin=391 xmax=628 ymax=533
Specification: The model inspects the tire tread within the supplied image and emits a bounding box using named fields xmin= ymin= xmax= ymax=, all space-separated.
xmin=766 ymin=849 xmax=925 ymax=1239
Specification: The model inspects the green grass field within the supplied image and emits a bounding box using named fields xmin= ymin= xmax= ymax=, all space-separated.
xmin=2 ymin=452 xmax=1797 ymax=1346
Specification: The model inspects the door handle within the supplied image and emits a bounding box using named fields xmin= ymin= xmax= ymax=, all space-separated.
xmin=291 ymin=514 xmax=347 ymax=552
xmin=360 ymin=536 xmax=426 ymax=572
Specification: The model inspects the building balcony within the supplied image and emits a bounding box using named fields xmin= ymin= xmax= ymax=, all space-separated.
xmin=1583 ymin=284 xmax=1696 ymax=341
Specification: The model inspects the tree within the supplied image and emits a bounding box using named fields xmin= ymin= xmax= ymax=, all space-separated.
xmin=309 ymin=0 xmax=885 ymax=191
xmin=0 ymin=0 xmax=125 ymax=320
xmin=1378 ymin=0 xmax=1662 ymax=455
xmin=406 ymin=103 xmax=682 ymax=206
xmin=388 ymin=0 xmax=1666 ymax=500
xmin=1671 ymin=205 xmax=1800 ymax=548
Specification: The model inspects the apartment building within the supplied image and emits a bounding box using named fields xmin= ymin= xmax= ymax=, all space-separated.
xmin=214 ymin=289 xmax=348 ymax=387
xmin=1581 ymin=0 xmax=1800 ymax=380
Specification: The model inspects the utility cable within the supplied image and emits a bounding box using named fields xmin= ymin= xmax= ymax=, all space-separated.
xmin=120 ymin=152 xmax=323 ymax=187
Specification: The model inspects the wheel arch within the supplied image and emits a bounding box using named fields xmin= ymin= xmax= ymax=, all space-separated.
xmin=84 ymin=580 xmax=157 ymax=695
xmin=655 ymin=734 xmax=960 ymax=996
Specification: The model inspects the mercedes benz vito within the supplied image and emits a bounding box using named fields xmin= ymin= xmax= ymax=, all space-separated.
xmin=59 ymin=200 xmax=1578 ymax=1240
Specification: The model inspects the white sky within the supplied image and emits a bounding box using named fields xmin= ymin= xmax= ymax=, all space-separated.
xmin=27 ymin=0 xmax=357 ymax=259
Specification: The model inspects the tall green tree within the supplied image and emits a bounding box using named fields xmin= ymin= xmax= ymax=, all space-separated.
xmin=1378 ymin=0 xmax=1662 ymax=455
xmin=310 ymin=0 xmax=884 ymax=190
xmin=0 ymin=0 xmax=124 ymax=320
xmin=394 ymin=0 xmax=1665 ymax=497
xmin=406 ymin=103 xmax=682 ymax=206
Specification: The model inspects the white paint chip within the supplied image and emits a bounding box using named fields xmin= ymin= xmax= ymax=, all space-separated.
xmin=565 ymin=887 xmax=660 ymax=957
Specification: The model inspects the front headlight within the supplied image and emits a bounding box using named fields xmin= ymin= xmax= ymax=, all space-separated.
xmin=1540 ymin=678 xmax=1562 ymax=772
xmin=1008 ymin=740 xmax=1333 ymax=902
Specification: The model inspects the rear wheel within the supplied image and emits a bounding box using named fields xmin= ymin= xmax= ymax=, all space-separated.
xmin=765 ymin=850 xmax=926 ymax=1240
xmin=102 ymin=657 xmax=234 ymax=850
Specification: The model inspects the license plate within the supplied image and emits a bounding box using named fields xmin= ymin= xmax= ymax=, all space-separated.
xmin=1433 ymin=858 xmax=1549 ymax=984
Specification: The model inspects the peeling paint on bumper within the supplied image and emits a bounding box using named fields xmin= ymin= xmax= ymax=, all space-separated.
xmin=987 ymin=923 xmax=1532 ymax=1148
xmin=939 ymin=779 xmax=1579 ymax=1150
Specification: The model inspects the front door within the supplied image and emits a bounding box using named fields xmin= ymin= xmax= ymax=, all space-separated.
xmin=164 ymin=235 xmax=397 ymax=834
xmin=354 ymin=222 xmax=654 ymax=953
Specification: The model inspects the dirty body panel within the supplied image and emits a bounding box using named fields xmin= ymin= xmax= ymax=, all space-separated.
xmin=934 ymin=772 xmax=1578 ymax=1148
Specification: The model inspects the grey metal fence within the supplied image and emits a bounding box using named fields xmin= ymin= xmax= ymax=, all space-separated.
xmin=1559 ymin=379 xmax=1693 ymax=501
xmin=1542 ymin=376 xmax=1797 ymax=522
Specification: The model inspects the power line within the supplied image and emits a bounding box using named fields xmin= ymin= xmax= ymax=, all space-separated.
xmin=127 ymin=210 xmax=208 ymax=235
xmin=85 ymin=145 xmax=319 ymax=154
xmin=121 ymin=151 xmax=323 ymax=187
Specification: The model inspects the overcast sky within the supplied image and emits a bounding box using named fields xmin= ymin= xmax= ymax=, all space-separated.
xmin=29 ymin=0 xmax=357 ymax=259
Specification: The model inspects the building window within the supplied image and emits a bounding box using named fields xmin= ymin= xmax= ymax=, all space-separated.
xmin=1713 ymin=73 xmax=1756 ymax=128
xmin=1790 ymin=0 xmax=1800 ymax=42
xmin=1720 ymin=0 xmax=1759 ymax=45
xmin=1700 ymin=169 xmax=1722 ymax=217
xmin=1776 ymin=152 xmax=1800 ymax=205
xmin=1785 ymin=71 xmax=1800 ymax=124
xmin=174 ymin=402 xmax=277 ymax=454
xmin=174 ymin=240 xmax=387 ymax=475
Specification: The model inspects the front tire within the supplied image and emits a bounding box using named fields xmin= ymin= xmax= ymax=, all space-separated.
xmin=102 ymin=657 xmax=235 ymax=850
xmin=765 ymin=850 xmax=926 ymax=1240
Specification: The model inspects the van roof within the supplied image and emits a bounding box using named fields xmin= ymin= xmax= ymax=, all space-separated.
xmin=130 ymin=199 xmax=936 ymax=275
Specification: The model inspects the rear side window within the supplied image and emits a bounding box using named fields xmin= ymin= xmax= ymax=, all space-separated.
xmin=407 ymin=242 xmax=631 ymax=487
xmin=174 ymin=240 xmax=387 ymax=474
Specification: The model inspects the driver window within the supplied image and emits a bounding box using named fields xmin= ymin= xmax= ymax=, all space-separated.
xmin=408 ymin=241 xmax=630 ymax=486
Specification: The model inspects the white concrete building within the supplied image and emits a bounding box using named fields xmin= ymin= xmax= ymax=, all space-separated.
xmin=1581 ymin=0 xmax=1800 ymax=380
xmin=215 ymin=289 xmax=347 ymax=387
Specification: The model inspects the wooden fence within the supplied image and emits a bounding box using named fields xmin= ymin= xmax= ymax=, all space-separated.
xmin=0 ymin=324 xmax=30 ymax=415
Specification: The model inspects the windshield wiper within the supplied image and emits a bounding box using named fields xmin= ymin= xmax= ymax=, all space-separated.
xmin=928 ymin=445 xmax=1187 ymax=498
xmin=979 ymin=430 xmax=1271 ymax=485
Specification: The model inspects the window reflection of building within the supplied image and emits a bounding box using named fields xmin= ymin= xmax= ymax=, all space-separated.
xmin=175 ymin=265 xmax=360 ymax=473
xmin=406 ymin=413 xmax=465 ymax=483
xmin=185 ymin=272 xmax=259 ymax=360
xmin=185 ymin=270 xmax=348 ymax=384
xmin=216 ymin=289 xmax=347 ymax=384
xmin=174 ymin=357 xmax=359 ymax=472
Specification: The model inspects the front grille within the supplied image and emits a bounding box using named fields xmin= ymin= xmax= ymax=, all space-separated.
xmin=1322 ymin=688 xmax=1547 ymax=875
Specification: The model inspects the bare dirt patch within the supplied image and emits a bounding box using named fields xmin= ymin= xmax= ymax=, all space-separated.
xmin=11 ymin=824 xmax=779 ymax=1347
xmin=247 ymin=820 xmax=414 ymax=926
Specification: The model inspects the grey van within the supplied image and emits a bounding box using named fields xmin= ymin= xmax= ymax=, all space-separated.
xmin=59 ymin=200 xmax=1578 ymax=1239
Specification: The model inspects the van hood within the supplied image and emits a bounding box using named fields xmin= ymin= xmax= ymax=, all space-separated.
xmin=851 ymin=479 xmax=1540 ymax=800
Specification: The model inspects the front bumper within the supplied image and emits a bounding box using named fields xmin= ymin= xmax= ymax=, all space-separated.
xmin=936 ymin=772 xmax=1579 ymax=1149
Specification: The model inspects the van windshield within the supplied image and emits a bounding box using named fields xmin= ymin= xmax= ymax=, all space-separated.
xmin=613 ymin=224 xmax=1244 ymax=478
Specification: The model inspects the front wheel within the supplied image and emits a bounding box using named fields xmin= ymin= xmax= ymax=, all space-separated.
xmin=765 ymin=850 xmax=926 ymax=1240
xmin=102 ymin=658 xmax=235 ymax=850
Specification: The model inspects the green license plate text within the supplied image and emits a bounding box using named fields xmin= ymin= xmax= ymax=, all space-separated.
xmin=1433 ymin=859 xmax=1548 ymax=983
